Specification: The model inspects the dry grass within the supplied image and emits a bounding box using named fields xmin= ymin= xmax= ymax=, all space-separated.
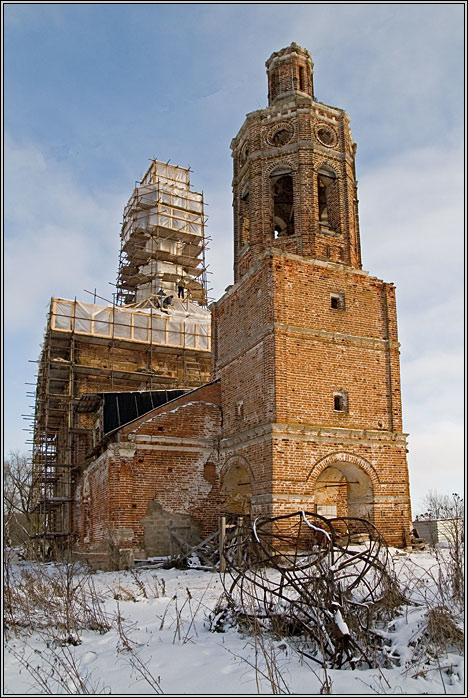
xmin=4 ymin=557 xmax=111 ymax=643
xmin=424 ymin=606 xmax=464 ymax=655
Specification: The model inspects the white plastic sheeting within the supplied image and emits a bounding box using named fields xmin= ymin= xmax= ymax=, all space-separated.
xmin=141 ymin=161 xmax=191 ymax=188
xmin=51 ymin=298 xmax=211 ymax=351
xmin=122 ymin=181 xmax=204 ymax=244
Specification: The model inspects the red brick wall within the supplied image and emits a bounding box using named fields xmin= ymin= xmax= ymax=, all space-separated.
xmin=213 ymin=251 xmax=412 ymax=547
xmin=72 ymin=382 xmax=222 ymax=562
xmin=271 ymin=255 xmax=403 ymax=432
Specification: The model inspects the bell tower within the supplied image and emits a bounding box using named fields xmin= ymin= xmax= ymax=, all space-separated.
xmin=232 ymin=42 xmax=361 ymax=283
xmin=266 ymin=42 xmax=315 ymax=103
xmin=213 ymin=44 xmax=412 ymax=547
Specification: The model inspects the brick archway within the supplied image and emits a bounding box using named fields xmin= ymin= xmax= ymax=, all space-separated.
xmin=306 ymin=452 xmax=380 ymax=490
xmin=306 ymin=452 xmax=380 ymax=521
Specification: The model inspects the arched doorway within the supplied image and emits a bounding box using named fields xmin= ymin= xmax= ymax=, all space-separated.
xmin=311 ymin=459 xmax=375 ymax=521
xmin=220 ymin=456 xmax=252 ymax=516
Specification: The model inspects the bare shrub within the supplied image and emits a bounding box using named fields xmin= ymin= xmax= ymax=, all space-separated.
xmin=416 ymin=492 xmax=464 ymax=605
xmin=108 ymin=570 xmax=167 ymax=602
xmin=115 ymin=604 xmax=163 ymax=693
xmin=4 ymin=558 xmax=111 ymax=642
xmin=424 ymin=606 xmax=464 ymax=654
xmin=4 ymin=560 xmax=166 ymax=695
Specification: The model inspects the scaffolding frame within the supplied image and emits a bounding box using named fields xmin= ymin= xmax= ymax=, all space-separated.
xmin=31 ymin=158 xmax=213 ymax=559
xmin=31 ymin=296 xmax=211 ymax=559
xmin=116 ymin=159 xmax=210 ymax=307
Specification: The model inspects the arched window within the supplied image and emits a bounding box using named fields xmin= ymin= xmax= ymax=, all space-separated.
xmin=270 ymin=166 xmax=294 ymax=237
xmin=240 ymin=182 xmax=250 ymax=246
xmin=299 ymin=66 xmax=306 ymax=92
xmin=317 ymin=165 xmax=339 ymax=231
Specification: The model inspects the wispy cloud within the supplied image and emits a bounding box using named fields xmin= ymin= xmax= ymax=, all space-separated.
xmin=358 ymin=144 xmax=464 ymax=502
xmin=4 ymin=135 xmax=124 ymax=332
xmin=409 ymin=420 xmax=464 ymax=514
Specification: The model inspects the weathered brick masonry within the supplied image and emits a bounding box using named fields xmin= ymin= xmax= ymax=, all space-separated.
xmin=212 ymin=252 xmax=411 ymax=545
xmin=213 ymin=42 xmax=411 ymax=547
xmin=71 ymin=42 xmax=412 ymax=563
xmin=72 ymin=382 xmax=222 ymax=566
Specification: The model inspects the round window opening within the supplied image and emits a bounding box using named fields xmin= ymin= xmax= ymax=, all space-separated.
xmin=272 ymin=129 xmax=291 ymax=146
xmin=317 ymin=127 xmax=337 ymax=147
xmin=267 ymin=123 xmax=294 ymax=147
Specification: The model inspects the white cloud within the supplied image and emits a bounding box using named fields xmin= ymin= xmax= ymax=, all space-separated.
xmin=204 ymin=186 xmax=234 ymax=302
xmin=402 ymin=349 xmax=463 ymax=415
xmin=408 ymin=420 xmax=464 ymax=511
xmin=357 ymin=145 xmax=464 ymax=510
xmin=4 ymin=135 xmax=124 ymax=332
xmin=359 ymin=145 xmax=463 ymax=290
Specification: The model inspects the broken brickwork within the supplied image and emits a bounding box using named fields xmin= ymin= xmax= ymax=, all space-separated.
xmin=72 ymin=382 xmax=222 ymax=566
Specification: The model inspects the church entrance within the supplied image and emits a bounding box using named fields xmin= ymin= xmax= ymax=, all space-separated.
xmin=313 ymin=461 xmax=374 ymax=521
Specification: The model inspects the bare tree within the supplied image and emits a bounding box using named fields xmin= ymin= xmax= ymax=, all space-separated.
xmin=3 ymin=451 xmax=37 ymax=555
xmin=416 ymin=491 xmax=464 ymax=605
xmin=419 ymin=490 xmax=464 ymax=521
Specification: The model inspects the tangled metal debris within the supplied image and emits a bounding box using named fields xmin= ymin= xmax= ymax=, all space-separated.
xmin=215 ymin=511 xmax=400 ymax=669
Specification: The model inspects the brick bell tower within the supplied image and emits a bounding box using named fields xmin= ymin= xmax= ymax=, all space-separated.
xmin=211 ymin=43 xmax=412 ymax=546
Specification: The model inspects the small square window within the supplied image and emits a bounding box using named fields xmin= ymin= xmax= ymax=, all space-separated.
xmin=333 ymin=391 xmax=348 ymax=412
xmin=330 ymin=292 xmax=345 ymax=310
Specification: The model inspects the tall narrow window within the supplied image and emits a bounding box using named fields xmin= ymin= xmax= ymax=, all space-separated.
xmin=271 ymin=72 xmax=280 ymax=101
xmin=271 ymin=170 xmax=295 ymax=237
xmin=317 ymin=166 xmax=339 ymax=232
xmin=240 ymin=183 xmax=250 ymax=246
xmin=299 ymin=66 xmax=306 ymax=92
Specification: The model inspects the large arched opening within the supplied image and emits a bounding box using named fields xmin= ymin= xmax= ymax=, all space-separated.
xmin=270 ymin=166 xmax=295 ymax=237
xmin=308 ymin=454 xmax=378 ymax=522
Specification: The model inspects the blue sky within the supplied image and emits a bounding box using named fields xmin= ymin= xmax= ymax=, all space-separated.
xmin=3 ymin=3 xmax=465 ymax=511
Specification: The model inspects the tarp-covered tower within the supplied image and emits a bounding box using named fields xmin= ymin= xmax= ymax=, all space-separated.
xmin=31 ymin=160 xmax=212 ymax=559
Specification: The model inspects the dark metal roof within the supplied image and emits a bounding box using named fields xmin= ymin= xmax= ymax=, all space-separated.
xmin=76 ymin=390 xmax=187 ymax=434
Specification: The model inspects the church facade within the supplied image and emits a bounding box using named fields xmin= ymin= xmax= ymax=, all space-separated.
xmin=71 ymin=44 xmax=412 ymax=566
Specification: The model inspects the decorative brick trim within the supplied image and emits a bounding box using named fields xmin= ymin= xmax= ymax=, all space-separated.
xmin=306 ymin=452 xmax=381 ymax=489
xmin=264 ymin=157 xmax=296 ymax=177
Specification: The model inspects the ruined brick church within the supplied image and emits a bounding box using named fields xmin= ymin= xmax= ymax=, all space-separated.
xmin=32 ymin=44 xmax=412 ymax=566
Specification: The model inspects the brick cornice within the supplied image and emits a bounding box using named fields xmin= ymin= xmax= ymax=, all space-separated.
xmin=220 ymin=422 xmax=408 ymax=450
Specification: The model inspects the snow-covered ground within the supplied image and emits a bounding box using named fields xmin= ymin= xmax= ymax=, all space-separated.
xmin=3 ymin=548 xmax=464 ymax=695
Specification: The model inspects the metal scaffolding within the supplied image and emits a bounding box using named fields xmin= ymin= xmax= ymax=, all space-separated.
xmin=31 ymin=296 xmax=212 ymax=558
xmin=116 ymin=159 xmax=209 ymax=307
xmin=30 ymin=157 xmax=213 ymax=559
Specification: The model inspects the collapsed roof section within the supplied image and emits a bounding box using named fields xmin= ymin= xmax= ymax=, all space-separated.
xmin=116 ymin=159 xmax=209 ymax=307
